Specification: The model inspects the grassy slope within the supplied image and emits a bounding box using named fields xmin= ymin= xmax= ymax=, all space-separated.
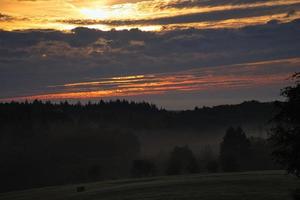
xmin=1 ymin=171 xmax=299 ymax=200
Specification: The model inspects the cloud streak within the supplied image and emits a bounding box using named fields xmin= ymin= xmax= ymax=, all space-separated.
xmin=1 ymin=57 xmax=298 ymax=102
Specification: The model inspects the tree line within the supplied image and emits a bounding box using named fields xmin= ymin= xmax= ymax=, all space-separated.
xmin=0 ymin=99 xmax=274 ymax=132
xmin=132 ymin=127 xmax=277 ymax=178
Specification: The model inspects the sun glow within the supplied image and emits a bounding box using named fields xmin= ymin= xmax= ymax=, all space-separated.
xmin=79 ymin=3 xmax=139 ymax=20
xmin=80 ymin=8 xmax=111 ymax=19
xmin=0 ymin=0 xmax=300 ymax=31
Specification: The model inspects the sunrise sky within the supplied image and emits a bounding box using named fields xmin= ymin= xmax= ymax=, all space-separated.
xmin=0 ymin=0 xmax=300 ymax=109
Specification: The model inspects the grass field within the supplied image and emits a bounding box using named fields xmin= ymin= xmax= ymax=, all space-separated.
xmin=1 ymin=171 xmax=299 ymax=200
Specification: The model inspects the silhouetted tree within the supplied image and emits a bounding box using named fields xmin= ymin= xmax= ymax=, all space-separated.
xmin=166 ymin=145 xmax=199 ymax=175
xmin=219 ymin=127 xmax=251 ymax=172
xmin=269 ymin=73 xmax=300 ymax=177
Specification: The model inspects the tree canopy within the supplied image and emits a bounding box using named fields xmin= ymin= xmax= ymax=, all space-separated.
xmin=269 ymin=73 xmax=300 ymax=177
xmin=166 ymin=145 xmax=199 ymax=175
xmin=219 ymin=127 xmax=251 ymax=172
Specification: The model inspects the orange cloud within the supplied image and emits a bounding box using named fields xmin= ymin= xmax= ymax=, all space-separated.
xmin=0 ymin=0 xmax=299 ymax=31
xmin=1 ymin=57 xmax=298 ymax=102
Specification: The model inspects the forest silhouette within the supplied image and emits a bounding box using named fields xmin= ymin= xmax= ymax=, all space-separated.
xmin=0 ymin=100 xmax=280 ymax=192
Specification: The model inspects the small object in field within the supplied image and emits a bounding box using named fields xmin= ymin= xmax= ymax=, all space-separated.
xmin=292 ymin=188 xmax=300 ymax=200
xmin=76 ymin=186 xmax=85 ymax=192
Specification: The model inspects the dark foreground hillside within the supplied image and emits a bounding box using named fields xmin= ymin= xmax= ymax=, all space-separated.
xmin=0 ymin=171 xmax=298 ymax=200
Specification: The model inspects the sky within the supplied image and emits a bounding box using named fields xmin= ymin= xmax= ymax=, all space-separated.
xmin=0 ymin=0 xmax=300 ymax=109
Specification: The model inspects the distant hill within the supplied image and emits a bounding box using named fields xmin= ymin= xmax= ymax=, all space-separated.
xmin=0 ymin=100 xmax=277 ymax=132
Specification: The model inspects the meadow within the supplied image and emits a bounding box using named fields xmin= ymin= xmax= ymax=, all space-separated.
xmin=1 ymin=170 xmax=299 ymax=200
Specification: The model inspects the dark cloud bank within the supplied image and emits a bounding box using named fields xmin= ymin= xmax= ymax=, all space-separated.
xmin=155 ymin=0 xmax=290 ymax=9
